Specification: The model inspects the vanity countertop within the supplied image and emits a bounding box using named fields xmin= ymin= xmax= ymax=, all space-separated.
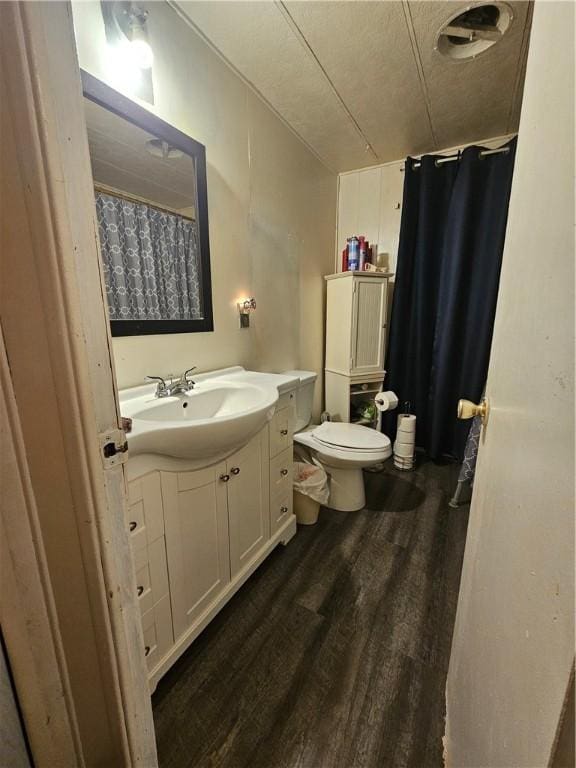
xmin=119 ymin=367 xmax=301 ymax=403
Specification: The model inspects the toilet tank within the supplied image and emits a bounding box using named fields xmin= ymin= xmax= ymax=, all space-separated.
xmin=282 ymin=370 xmax=317 ymax=431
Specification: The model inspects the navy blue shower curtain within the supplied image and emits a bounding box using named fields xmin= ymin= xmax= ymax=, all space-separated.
xmin=384 ymin=139 xmax=517 ymax=460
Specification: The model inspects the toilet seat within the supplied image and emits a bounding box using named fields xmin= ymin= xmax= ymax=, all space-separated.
xmin=294 ymin=423 xmax=392 ymax=465
xmin=311 ymin=422 xmax=390 ymax=452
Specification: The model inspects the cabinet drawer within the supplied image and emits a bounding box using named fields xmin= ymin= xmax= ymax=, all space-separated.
xmin=126 ymin=472 xmax=164 ymax=546
xmin=141 ymin=594 xmax=173 ymax=673
xmin=269 ymin=407 xmax=293 ymax=458
xmin=270 ymin=446 xmax=293 ymax=496
xmin=133 ymin=536 xmax=169 ymax=617
xmin=277 ymin=390 xmax=296 ymax=412
xmin=126 ymin=499 xmax=147 ymax=552
xmin=270 ymin=480 xmax=293 ymax=535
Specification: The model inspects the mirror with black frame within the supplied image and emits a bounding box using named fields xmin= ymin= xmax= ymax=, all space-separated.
xmin=81 ymin=71 xmax=213 ymax=336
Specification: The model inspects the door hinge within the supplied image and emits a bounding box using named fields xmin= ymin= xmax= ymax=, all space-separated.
xmin=99 ymin=428 xmax=128 ymax=469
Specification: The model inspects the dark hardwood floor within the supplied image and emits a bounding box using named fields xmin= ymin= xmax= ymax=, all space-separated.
xmin=153 ymin=458 xmax=469 ymax=768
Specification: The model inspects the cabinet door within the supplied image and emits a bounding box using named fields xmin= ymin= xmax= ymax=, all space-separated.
xmin=351 ymin=278 xmax=387 ymax=374
xmin=325 ymin=276 xmax=354 ymax=374
xmin=162 ymin=465 xmax=230 ymax=640
xmin=227 ymin=431 xmax=270 ymax=578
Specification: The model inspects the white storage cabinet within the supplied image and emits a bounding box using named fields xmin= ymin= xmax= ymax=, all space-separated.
xmin=324 ymin=271 xmax=393 ymax=423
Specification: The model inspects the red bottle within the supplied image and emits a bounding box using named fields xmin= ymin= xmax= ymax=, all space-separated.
xmin=341 ymin=247 xmax=348 ymax=272
xmin=359 ymin=236 xmax=368 ymax=271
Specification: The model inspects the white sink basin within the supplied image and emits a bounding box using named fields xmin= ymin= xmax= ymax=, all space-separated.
xmin=121 ymin=379 xmax=278 ymax=460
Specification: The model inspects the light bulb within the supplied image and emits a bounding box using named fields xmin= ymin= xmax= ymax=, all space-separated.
xmin=128 ymin=38 xmax=154 ymax=70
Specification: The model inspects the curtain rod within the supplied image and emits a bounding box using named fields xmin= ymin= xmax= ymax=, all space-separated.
xmin=94 ymin=182 xmax=196 ymax=221
xmin=401 ymin=145 xmax=510 ymax=172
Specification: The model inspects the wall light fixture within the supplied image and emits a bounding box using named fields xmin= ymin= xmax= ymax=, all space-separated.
xmin=237 ymin=298 xmax=256 ymax=328
xmin=101 ymin=1 xmax=154 ymax=103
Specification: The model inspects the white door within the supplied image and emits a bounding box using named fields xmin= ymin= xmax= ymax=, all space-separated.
xmin=162 ymin=466 xmax=231 ymax=640
xmin=445 ymin=4 xmax=575 ymax=767
xmin=1 ymin=3 xmax=156 ymax=763
xmin=351 ymin=278 xmax=387 ymax=375
xmin=227 ymin=432 xmax=270 ymax=577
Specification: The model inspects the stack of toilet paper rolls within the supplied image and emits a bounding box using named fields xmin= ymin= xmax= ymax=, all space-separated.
xmin=394 ymin=413 xmax=416 ymax=470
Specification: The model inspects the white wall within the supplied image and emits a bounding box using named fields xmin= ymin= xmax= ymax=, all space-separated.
xmin=336 ymin=135 xmax=515 ymax=275
xmin=445 ymin=1 xmax=575 ymax=765
xmin=72 ymin=1 xmax=335 ymax=415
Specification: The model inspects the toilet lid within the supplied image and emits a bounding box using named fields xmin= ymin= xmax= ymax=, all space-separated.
xmin=312 ymin=422 xmax=390 ymax=452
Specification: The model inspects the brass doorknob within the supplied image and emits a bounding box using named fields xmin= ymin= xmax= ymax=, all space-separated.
xmin=457 ymin=398 xmax=489 ymax=425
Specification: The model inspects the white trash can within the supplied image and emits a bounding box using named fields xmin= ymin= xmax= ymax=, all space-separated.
xmin=293 ymin=462 xmax=329 ymax=525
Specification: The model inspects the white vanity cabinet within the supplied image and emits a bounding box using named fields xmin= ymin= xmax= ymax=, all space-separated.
xmin=124 ymin=399 xmax=297 ymax=690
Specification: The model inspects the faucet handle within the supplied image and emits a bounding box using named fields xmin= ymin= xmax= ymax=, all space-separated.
xmin=145 ymin=375 xmax=166 ymax=387
xmin=183 ymin=367 xmax=197 ymax=383
xmin=145 ymin=375 xmax=168 ymax=396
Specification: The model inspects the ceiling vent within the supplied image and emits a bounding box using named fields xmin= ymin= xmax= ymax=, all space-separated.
xmin=435 ymin=3 xmax=513 ymax=60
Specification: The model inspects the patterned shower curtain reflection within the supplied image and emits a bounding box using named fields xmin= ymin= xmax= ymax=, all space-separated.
xmin=95 ymin=191 xmax=202 ymax=320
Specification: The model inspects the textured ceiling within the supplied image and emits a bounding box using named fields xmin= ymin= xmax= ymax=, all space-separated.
xmin=171 ymin=0 xmax=532 ymax=172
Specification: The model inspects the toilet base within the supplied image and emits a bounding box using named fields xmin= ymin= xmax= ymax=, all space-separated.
xmin=327 ymin=467 xmax=366 ymax=512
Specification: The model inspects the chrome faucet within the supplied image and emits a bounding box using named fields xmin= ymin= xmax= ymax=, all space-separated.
xmin=146 ymin=367 xmax=197 ymax=398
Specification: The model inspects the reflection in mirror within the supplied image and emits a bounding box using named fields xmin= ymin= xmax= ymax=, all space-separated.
xmin=81 ymin=71 xmax=213 ymax=336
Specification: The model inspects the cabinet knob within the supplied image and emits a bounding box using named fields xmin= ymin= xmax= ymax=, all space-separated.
xmin=220 ymin=474 xmax=230 ymax=483
xmin=137 ymin=585 xmax=144 ymax=597
xmin=231 ymin=467 xmax=240 ymax=475
xmin=144 ymin=645 xmax=150 ymax=657
xmin=280 ymin=506 xmax=288 ymax=514
xmin=129 ymin=521 xmax=137 ymax=532
xmin=281 ymin=468 xmax=288 ymax=476
xmin=280 ymin=429 xmax=288 ymax=436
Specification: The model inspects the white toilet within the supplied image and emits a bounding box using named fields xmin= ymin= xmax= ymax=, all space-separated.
xmin=284 ymin=370 xmax=392 ymax=512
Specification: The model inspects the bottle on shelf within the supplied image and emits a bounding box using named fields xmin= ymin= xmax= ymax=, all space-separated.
xmin=347 ymin=236 xmax=359 ymax=271
xmin=359 ymin=236 xmax=368 ymax=271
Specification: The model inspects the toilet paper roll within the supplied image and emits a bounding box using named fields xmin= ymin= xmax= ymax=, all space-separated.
xmin=394 ymin=441 xmax=415 ymax=458
xmin=397 ymin=413 xmax=417 ymax=433
xmin=374 ymin=390 xmax=399 ymax=412
xmin=394 ymin=432 xmax=415 ymax=456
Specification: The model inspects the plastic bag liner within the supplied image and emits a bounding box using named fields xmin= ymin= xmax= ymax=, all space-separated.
xmin=293 ymin=462 xmax=329 ymax=505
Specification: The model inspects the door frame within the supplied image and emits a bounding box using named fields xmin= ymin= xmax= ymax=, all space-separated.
xmin=0 ymin=2 xmax=156 ymax=764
